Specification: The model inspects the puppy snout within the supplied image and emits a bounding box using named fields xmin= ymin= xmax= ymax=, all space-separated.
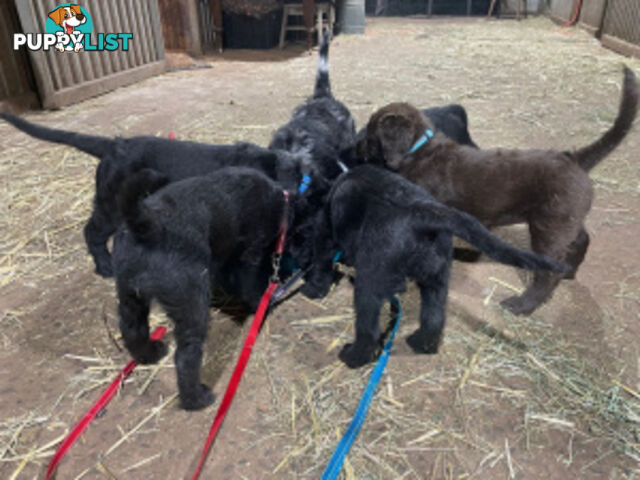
xmin=76 ymin=13 xmax=85 ymax=21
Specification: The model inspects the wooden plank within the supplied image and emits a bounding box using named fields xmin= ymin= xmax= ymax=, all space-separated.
xmin=15 ymin=0 xmax=57 ymax=105
xmin=100 ymin=1 xmax=125 ymax=72
xmin=122 ymin=0 xmax=142 ymax=67
xmin=139 ymin=0 xmax=157 ymax=61
xmin=2 ymin=0 xmax=39 ymax=106
xmin=132 ymin=0 xmax=152 ymax=64
xmin=601 ymin=33 xmax=640 ymax=59
xmin=43 ymin=60 xmax=165 ymax=109
xmin=146 ymin=0 xmax=166 ymax=61
xmin=0 ymin=14 xmax=14 ymax=99
xmin=91 ymin=0 xmax=117 ymax=76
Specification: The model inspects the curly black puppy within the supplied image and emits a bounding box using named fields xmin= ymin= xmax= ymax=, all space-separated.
xmin=301 ymin=165 xmax=565 ymax=368
xmin=112 ymin=166 xmax=313 ymax=410
xmin=269 ymin=29 xmax=356 ymax=181
xmin=357 ymin=67 xmax=638 ymax=315
xmin=0 ymin=112 xmax=303 ymax=278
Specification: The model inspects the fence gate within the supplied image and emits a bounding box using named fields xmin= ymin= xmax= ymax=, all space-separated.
xmin=600 ymin=0 xmax=640 ymax=58
xmin=0 ymin=0 xmax=39 ymax=109
xmin=198 ymin=0 xmax=222 ymax=52
xmin=15 ymin=0 xmax=166 ymax=109
xmin=548 ymin=0 xmax=578 ymax=23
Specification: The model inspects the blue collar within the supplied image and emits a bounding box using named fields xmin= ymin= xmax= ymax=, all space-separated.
xmin=298 ymin=174 xmax=312 ymax=194
xmin=408 ymin=129 xmax=435 ymax=154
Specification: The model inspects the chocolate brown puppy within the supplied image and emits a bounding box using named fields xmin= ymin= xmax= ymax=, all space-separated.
xmin=357 ymin=67 xmax=638 ymax=315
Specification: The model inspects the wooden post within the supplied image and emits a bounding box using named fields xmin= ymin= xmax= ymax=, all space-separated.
xmin=182 ymin=0 xmax=203 ymax=56
xmin=303 ymin=0 xmax=315 ymax=48
xmin=209 ymin=0 xmax=223 ymax=52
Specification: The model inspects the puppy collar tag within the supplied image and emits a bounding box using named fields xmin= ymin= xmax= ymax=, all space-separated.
xmin=298 ymin=174 xmax=312 ymax=194
xmin=408 ymin=129 xmax=434 ymax=154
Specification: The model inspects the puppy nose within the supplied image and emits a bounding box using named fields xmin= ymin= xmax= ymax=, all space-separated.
xmin=76 ymin=13 xmax=85 ymax=20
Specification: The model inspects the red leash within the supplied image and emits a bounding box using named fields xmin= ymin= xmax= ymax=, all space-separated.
xmin=559 ymin=0 xmax=582 ymax=30
xmin=45 ymin=326 xmax=167 ymax=480
xmin=192 ymin=191 xmax=289 ymax=479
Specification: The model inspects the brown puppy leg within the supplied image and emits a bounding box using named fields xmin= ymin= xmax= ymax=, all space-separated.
xmin=501 ymin=218 xmax=578 ymax=315
xmin=563 ymin=227 xmax=590 ymax=279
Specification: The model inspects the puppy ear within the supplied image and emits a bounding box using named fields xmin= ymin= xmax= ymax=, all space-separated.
xmin=70 ymin=5 xmax=83 ymax=15
xmin=377 ymin=113 xmax=414 ymax=170
xmin=48 ymin=8 xmax=63 ymax=25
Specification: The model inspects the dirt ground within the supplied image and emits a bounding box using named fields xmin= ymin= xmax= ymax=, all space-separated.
xmin=1 ymin=16 xmax=639 ymax=480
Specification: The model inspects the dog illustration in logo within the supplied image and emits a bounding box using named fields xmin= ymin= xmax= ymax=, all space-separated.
xmin=48 ymin=4 xmax=87 ymax=52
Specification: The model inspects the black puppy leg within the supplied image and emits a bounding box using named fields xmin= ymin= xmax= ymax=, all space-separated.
xmin=301 ymin=211 xmax=339 ymax=299
xmin=339 ymin=279 xmax=384 ymax=368
xmin=84 ymin=208 xmax=117 ymax=277
xmin=165 ymin=289 xmax=214 ymax=410
xmin=117 ymin=284 xmax=167 ymax=364
xmin=236 ymin=263 xmax=271 ymax=311
xmin=563 ymin=227 xmax=590 ymax=279
xmin=407 ymin=264 xmax=450 ymax=354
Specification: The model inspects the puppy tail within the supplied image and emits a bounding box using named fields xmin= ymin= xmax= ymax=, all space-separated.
xmin=117 ymin=169 xmax=169 ymax=243
xmin=416 ymin=201 xmax=566 ymax=273
xmin=572 ymin=66 xmax=639 ymax=172
xmin=313 ymin=29 xmax=332 ymax=99
xmin=0 ymin=111 xmax=114 ymax=160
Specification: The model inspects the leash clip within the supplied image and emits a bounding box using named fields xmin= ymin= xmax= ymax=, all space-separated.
xmin=270 ymin=252 xmax=283 ymax=284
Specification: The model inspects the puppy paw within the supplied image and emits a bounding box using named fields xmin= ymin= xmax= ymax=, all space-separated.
xmin=180 ymin=384 xmax=215 ymax=411
xmin=300 ymin=281 xmax=330 ymax=300
xmin=338 ymin=342 xmax=375 ymax=369
xmin=500 ymin=296 xmax=537 ymax=316
xmin=95 ymin=261 xmax=114 ymax=278
xmin=406 ymin=331 xmax=439 ymax=354
xmin=135 ymin=340 xmax=168 ymax=365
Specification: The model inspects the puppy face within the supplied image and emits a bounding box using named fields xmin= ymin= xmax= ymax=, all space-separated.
xmin=48 ymin=5 xmax=86 ymax=34
xmin=360 ymin=103 xmax=435 ymax=170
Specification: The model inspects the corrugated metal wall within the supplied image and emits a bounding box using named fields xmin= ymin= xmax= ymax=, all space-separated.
xmin=601 ymin=0 xmax=640 ymax=58
xmin=15 ymin=0 xmax=166 ymax=109
xmin=548 ymin=0 xmax=578 ymax=23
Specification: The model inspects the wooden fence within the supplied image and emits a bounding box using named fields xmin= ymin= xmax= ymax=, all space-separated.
xmin=15 ymin=0 xmax=165 ymax=109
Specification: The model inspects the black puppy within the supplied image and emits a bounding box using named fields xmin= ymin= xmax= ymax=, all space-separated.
xmin=421 ymin=104 xmax=478 ymax=148
xmin=269 ymin=29 xmax=356 ymax=180
xmin=302 ymin=165 xmax=564 ymax=368
xmin=112 ymin=166 xmax=311 ymax=410
xmin=0 ymin=112 xmax=303 ymax=278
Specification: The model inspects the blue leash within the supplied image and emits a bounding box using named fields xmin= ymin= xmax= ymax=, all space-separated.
xmin=321 ymin=296 xmax=402 ymax=480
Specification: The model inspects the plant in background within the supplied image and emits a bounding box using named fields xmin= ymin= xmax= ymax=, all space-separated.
xmin=221 ymin=0 xmax=283 ymax=18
